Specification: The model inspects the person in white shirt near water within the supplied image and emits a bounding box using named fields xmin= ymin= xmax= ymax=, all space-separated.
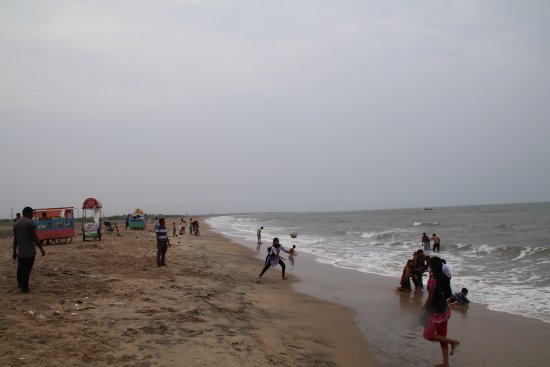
xmin=259 ymin=237 xmax=290 ymax=280
xmin=257 ymin=226 xmax=263 ymax=244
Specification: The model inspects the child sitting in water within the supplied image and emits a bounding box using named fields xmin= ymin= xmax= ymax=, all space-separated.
xmin=448 ymin=288 xmax=470 ymax=306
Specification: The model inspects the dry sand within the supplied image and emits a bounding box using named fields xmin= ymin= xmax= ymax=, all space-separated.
xmin=0 ymin=221 xmax=377 ymax=367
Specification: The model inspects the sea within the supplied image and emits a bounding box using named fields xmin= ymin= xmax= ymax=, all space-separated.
xmin=206 ymin=202 xmax=550 ymax=324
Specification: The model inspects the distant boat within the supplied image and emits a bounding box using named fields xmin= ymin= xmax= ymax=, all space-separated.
xmin=424 ymin=208 xmax=433 ymax=210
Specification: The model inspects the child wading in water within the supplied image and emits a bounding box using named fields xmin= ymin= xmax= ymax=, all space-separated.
xmin=259 ymin=237 xmax=290 ymax=280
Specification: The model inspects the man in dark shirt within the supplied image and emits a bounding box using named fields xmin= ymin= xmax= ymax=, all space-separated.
xmin=155 ymin=218 xmax=170 ymax=267
xmin=13 ymin=207 xmax=46 ymax=293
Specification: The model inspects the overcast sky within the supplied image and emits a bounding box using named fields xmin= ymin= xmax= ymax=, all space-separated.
xmin=1 ymin=0 xmax=549 ymax=216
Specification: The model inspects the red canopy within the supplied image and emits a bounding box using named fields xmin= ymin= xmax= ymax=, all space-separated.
xmin=82 ymin=198 xmax=102 ymax=210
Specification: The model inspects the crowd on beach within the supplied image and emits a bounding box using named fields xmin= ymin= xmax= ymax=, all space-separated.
xmin=12 ymin=212 xmax=294 ymax=291
xmin=154 ymin=217 xmax=200 ymax=267
xmin=397 ymin=232 xmax=470 ymax=305
xmin=13 ymin=208 xmax=471 ymax=367
xmin=11 ymin=208 xmax=204 ymax=287
xmin=395 ymin=231 xmax=470 ymax=367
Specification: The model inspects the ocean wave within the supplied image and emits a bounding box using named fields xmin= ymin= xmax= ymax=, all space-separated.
xmin=447 ymin=243 xmax=550 ymax=259
xmin=360 ymin=229 xmax=412 ymax=240
xmin=413 ymin=222 xmax=440 ymax=226
xmin=359 ymin=231 xmax=379 ymax=239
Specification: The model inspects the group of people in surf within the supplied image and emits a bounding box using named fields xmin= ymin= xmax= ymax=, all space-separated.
xmin=394 ymin=234 xmax=471 ymax=367
xmin=397 ymin=247 xmax=462 ymax=300
xmin=422 ymin=232 xmax=441 ymax=251
xmin=397 ymin=249 xmax=430 ymax=293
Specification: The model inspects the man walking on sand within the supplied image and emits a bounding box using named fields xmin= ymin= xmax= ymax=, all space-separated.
xmin=13 ymin=207 xmax=46 ymax=293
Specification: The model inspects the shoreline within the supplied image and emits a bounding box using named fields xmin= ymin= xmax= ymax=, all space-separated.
xmin=215 ymin=226 xmax=550 ymax=367
xmin=0 ymin=221 xmax=377 ymax=367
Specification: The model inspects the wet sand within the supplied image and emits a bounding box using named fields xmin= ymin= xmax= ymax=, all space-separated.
xmin=0 ymin=222 xmax=377 ymax=367
xmin=261 ymin=241 xmax=550 ymax=367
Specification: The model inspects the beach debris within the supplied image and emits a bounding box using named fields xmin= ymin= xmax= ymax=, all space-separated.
xmin=37 ymin=314 xmax=46 ymax=320
xmin=53 ymin=310 xmax=61 ymax=316
xmin=28 ymin=311 xmax=34 ymax=315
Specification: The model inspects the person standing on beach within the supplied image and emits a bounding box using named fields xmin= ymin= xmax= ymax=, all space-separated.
xmin=188 ymin=218 xmax=193 ymax=235
xmin=259 ymin=237 xmax=290 ymax=280
xmin=12 ymin=206 xmax=46 ymax=293
xmin=431 ymin=233 xmax=441 ymax=251
xmin=422 ymin=256 xmax=459 ymax=367
xmin=192 ymin=219 xmax=200 ymax=236
xmin=172 ymin=222 xmax=178 ymax=237
xmin=257 ymin=226 xmax=264 ymax=245
xmin=155 ymin=218 xmax=170 ymax=267
xmin=180 ymin=218 xmax=186 ymax=235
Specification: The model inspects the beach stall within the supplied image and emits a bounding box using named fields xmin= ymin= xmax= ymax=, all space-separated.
xmin=81 ymin=197 xmax=102 ymax=241
xmin=33 ymin=207 xmax=75 ymax=244
xmin=126 ymin=208 xmax=147 ymax=230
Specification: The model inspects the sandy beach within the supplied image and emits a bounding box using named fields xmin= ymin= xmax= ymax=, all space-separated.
xmin=0 ymin=221 xmax=377 ymax=367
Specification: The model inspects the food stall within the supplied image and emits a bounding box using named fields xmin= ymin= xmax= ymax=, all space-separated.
xmin=81 ymin=197 xmax=102 ymax=241
xmin=33 ymin=207 xmax=75 ymax=244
